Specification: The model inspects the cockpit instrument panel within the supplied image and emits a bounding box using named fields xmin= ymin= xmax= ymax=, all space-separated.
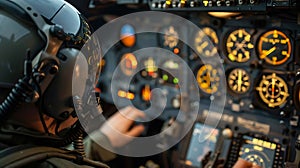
xmin=96 ymin=6 xmax=300 ymax=168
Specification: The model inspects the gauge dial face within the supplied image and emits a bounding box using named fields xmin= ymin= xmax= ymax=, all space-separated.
xmin=256 ymin=73 xmax=289 ymax=108
xmin=194 ymin=27 xmax=219 ymax=57
xmin=196 ymin=64 xmax=220 ymax=94
xmin=228 ymin=68 xmax=251 ymax=94
xmin=120 ymin=53 xmax=138 ymax=76
xmin=163 ymin=26 xmax=179 ymax=48
xmin=258 ymin=30 xmax=291 ymax=65
xmin=226 ymin=29 xmax=254 ymax=63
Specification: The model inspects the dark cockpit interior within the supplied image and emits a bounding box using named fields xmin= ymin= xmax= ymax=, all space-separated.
xmin=68 ymin=1 xmax=300 ymax=167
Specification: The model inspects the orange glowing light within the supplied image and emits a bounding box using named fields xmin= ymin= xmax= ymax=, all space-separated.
xmin=173 ymin=48 xmax=180 ymax=54
xmin=118 ymin=90 xmax=126 ymax=98
xmin=142 ymin=85 xmax=151 ymax=101
xmin=126 ymin=93 xmax=135 ymax=100
xmin=121 ymin=35 xmax=135 ymax=47
xmin=118 ymin=90 xmax=135 ymax=100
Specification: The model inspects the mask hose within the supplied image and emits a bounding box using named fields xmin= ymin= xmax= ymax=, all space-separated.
xmin=0 ymin=50 xmax=39 ymax=125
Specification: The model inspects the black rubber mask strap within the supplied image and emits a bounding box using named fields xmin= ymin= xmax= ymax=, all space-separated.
xmin=38 ymin=104 xmax=50 ymax=135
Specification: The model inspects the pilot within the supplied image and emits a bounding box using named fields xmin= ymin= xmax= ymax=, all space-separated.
xmin=0 ymin=0 xmax=261 ymax=167
xmin=0 ymin=0 xmax=144 ymax=167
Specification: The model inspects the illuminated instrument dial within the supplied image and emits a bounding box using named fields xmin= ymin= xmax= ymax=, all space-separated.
xmin=120 ymin=53 xmax=138 ymax=76
xmin=196 ymin=64 xmax=220 ymax=94
xmin=228 ymin=68 xmax=250 ymax=94
xmin=194 ymin=27 xmax=219 ymax=57
xmin=226 ymin=29 xmax=254 ymax=63
xmin=258 ymin=30 xmax=291 ymax=65
xmin=239 ymin=136 xmax=278 ymax=168
xmin=256 ymin=73 xmax=289 ymax=108
xmin=163 ymin=26 xmax=179 ymax=48
xmin=141 ymin=57 xmax=158 ymax=79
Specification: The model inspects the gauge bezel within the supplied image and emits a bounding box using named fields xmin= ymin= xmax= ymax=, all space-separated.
xmin=158 ymin=25 xmax=180 ymax=49
xmin=256 ymin=29 xmax=293 ymax=67
xmin=223 ymin=28 xmax=256 ymax=64
xmin=226 ymin=67 xmax=252 ymax=96
xmin=253 ymin=72 xmax=291 ymax=113
xmin=193 ymin=26 xmax=220 ymax=58
xmin=119 ymin=53 xmax=138 ymax=76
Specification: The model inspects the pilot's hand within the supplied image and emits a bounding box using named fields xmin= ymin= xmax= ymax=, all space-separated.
xmin=100 ymin=106 xmax=145 ymax=148
xmin=233 ymin=158 xmax=262 ymax=168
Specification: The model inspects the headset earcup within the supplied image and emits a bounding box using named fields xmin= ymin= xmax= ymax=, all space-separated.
xmin=42 ymin=48 xmax=88 ymax=121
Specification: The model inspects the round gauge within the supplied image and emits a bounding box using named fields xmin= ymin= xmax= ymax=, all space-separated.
xmin=120 ymin=53 xmax=138 ymax=76
xmin=140 ymin=57 xmax=158 ymax=79
xmin=258 ymin=30 xmax=291 ymax=65
xmin=228 ymin=68 xmax=251 ymax=94
xmin=194 ymin=27 xmax=219 ymax=57
xmin=256 ymin=73 xmax=289 ymax=108
xmin=196 ymin=64 xmax=220 ymax=94
xmin=162 ymin=26 xmax=179 ymax=48
xmin=226 ymin=29 xmax=254 ymax=63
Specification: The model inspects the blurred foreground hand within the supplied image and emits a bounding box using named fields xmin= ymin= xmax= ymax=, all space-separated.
xmin=100 ymin=106 xmax=145 ymax=148
xmin=233 ymin=158 xmax=262 ymax=168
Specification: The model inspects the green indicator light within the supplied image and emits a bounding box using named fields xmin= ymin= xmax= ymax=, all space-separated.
xmin=163 ymin=74 xmax=168 ymax=81
xmin=173 ymin=78 xmax=179 ymax=84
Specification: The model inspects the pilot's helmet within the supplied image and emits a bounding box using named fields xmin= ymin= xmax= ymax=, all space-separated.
xmin=0 ymin=0 xmax=101 ymax=127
